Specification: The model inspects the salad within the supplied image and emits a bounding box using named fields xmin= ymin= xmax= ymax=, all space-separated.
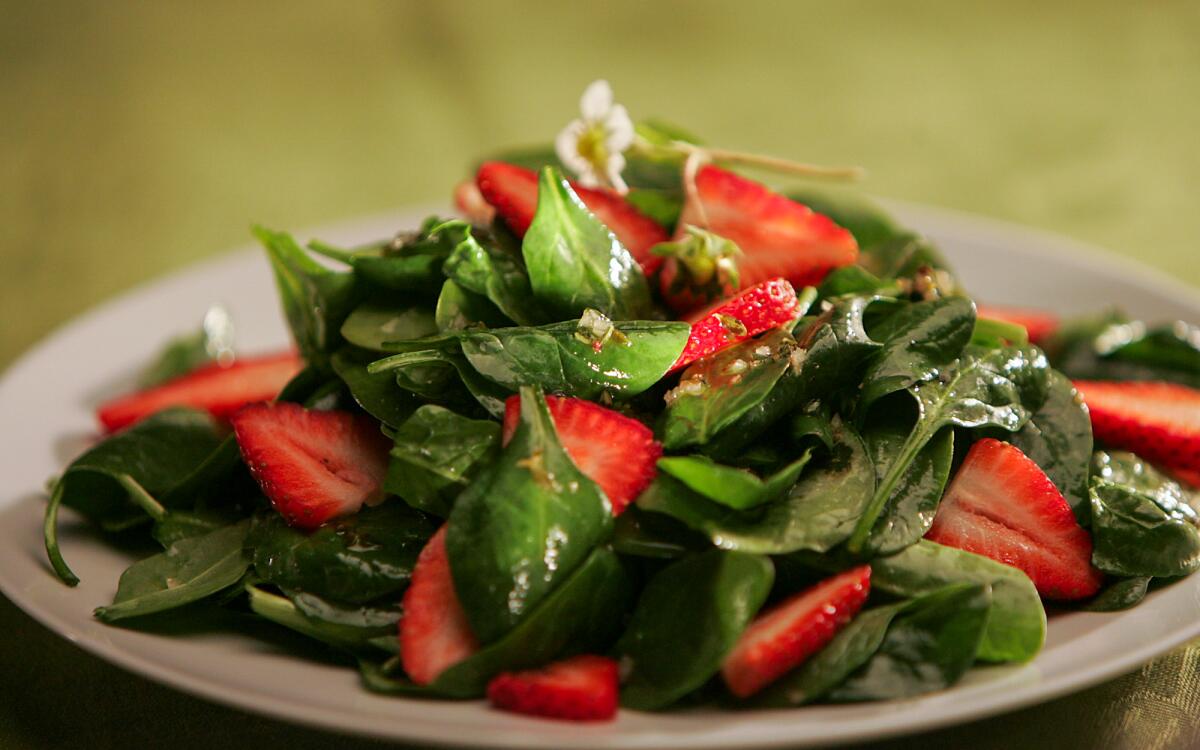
xmin=42 ymin=81 xmax=1200 ymax=723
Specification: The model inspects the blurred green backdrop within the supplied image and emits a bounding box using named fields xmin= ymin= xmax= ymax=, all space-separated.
xmin=3 ymin=1 xmax=1199 ymax=370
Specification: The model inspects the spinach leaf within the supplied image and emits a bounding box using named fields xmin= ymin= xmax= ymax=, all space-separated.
xmin=858 ymin=296 xmax=976 ymax=413
xmin=246 ymin=503 xmax=436 ymax=604
xmin=1049 ymin=314 xmax=1200 ymax=389
xmin=859 ymin=234 xmax=953 ymax=280
xmin=816 ymin=266 xmax=901 ymax=301
xmin=638 ymin=419 xmax=875 ymax=554
xmin=522 ymin=166 xmax=653 ymax=320
xmin=434 ymin=279 xmax=509 ymax=333
xmin=95 ymin=521 xmax=251 ymax=622
xmin=441 ymin=222 xmax=542 ymax=326
xmin=655 ymin=451 xmax=813 ymax=511
xmin=330 ymin=347 xmax=418 ymax=428
xmin=847 ymin=345 xmax=1049 ymax=554
xmin=371 ymin=349 xmax=509 ymax=418
xmin=457 ymin=316 xmax=688 ymax=401
xmin=431 ymin=548 xmax=634 ymax=697
xmin=786 ymin=187 xmax=901 ymax=251
xmin=247 ymin=585 xmax=400 ymax=652
xmin=867 ymin=539 xmax=1044 ymax=662
xmin=617 ymin=550 xmax=774 ymax=710
xmin=1084 ymin=576 xmax=1152 ymax=612
xmin=1091 ymin=450 xmax=1198 ymax=516
xmin=310 ymin=218 xmax=463 ymax=294
xmin=825 ymin=583 xmax=990 ymax=702
xmin=152 ymin=507 xmax=245 ymax=547
xmin=659 ymin=329 xmax=795 ymax=451
xmin=256 ymin=226 xmax=360 ymax=369
xmin=751 ymin=602 xmax=909 ymax=707
xmin=611 ymin=507 xmax=712 ymax=559
xmin=340 ymin=302 xmax=437 ymax=352
xmin=385 ymin=405 xmax=501 ymax=518
xmin=1009 ymin=371 xmax=1093 ymax=523
xmin=446 ymin=386 xmax=613 ymax=643
xmin=1089 ymin=479 xmax=1200 ymax=578
xmin=138 ymin=306 xmax=234 ymax=387
xmin=859 ymin=402 xmax=955 ymax=555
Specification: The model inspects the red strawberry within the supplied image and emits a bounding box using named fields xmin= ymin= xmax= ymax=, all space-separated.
xmin=454 ymin=180 xmax=497 ymax=226
xmin=97 ymin=351 xmax=302 ymax=432
xmin=475 ymin=161 xmax=668 ymax=268
xmin=976 ymin=304 xmax=1059 ymax=346
xmin=721 ymin=565 xmax=870 ymax=698
xmin=653 ymin=226 xmax=741 ymax=315
xmin=926 ymin=438 xmax=1103 ymax=600
xmin=668 ymin=278 xmax=799 ymax=373
xmin=502 ymin=395 xmax=660 ymax=516
xmin=231 ymin=402 xmax=390 ymax=529
xmin=400 ymin=526 xmax=479 ymax=685
xmin=1073 ymin=380 xmax=1200 ymax=476
xmin=675 ymin=165 xmax=858 ymax=290
xmin=1169 ymin=466 xmax=1200 ymax=490
xmin=486 ymin=654 xmax=618 ymax=722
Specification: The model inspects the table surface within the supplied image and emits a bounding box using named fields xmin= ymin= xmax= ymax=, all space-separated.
xmin=3 ymin=2 xmax=1200 ymax=748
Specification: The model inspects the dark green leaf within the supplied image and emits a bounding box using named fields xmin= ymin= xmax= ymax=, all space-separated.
xmin=137 ymin=306 xmax=234 ymax=388
xmin=656 ymin=451 xmax=813 ymax=511
xmin=385 ymin=405 xmax=501 ymax=518
xmin=152 ymin=507 xmax=244 ymax=547
xmin=446 ymin=386 xmax=613 ymax=643
xmin=1084 ymin=576 xmax=1152 ymax=612
xmin=442 ymin=223 xmax=542 ymax=326
xmin=340 ymin=302 xmax=437 ymax=352
xmin=247 ymin=585 xmax=400 ymax=651
xmin=826 ymin=583 xmax=990 ymax=701
xmin=330 ymin=347 xmax=418 ymax=428
xmin=859 ymin=234 xmax=953 ymax=280
xmin=95 ymin=521 xmax=251 ymax=622
xmin=434 ymin=279 xmax=509 ymax=333
xmin=1009 ymin=371 xmax=1093 ymax=523
xmin=522 ymin=167 xmax=653 ymax=320
xmin=617 ymin=550 xmax=774 ymax=710
xmin=247 ymin=503 xmax=436 ymax=605
xmin=638 ymin=419 xmax=874 ymax=554
xmin=1089 ymin=479 xmax=1200 ymax=578
xmin=611 ymin=507 xmax=712 ymax=559
xmin=1049 ymin=313 xmax=1200 ymax=389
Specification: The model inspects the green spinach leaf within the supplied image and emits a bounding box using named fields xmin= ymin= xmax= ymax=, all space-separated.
xmin=385 ymin=405 xmax=501 ymax=518
xmin=434 ymin=279 xmax=509 ymax=333
xmin=340 ymin=302 xmax=437 ymax=352
xmin=655 ymin=451 xmax=813 ymax=511
xmin=1084 ymin=576 xmax=1152 ymax=612
xmin=1009 ymin=371 xmax=1093 ymax=523
xmin=330 ymin=347 xmax=419 ymax=428
xmin=441 ymin=222 xmax=542 ymax=326
xmin=1089 ymin=479 xmax=1200 ymax=578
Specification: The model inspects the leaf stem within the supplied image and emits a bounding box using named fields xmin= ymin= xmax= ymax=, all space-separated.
xmin=43 ymin=480 xmax=79 ymax=587
xmin=116 ymin=473 xmax=167 ymax=521
xmin=633 ymin=137 xmax=865 ymax=181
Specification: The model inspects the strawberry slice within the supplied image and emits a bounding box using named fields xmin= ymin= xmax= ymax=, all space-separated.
xmin=400 ymin=526 xmax=479 ymax=685
xmin=97 ymin=351 xmax=302 ymax=432
xmin=721 ymin=565 xmax=870 ymax=698
xmin=231 ymin=402 xmax=390 ymax=529
xmin=926 ymin=438 xmax=1103 ymax=600
xmin=668 ymin=278 xmax=799 ymax=373
xmin=475 ymin=161 xmax=668 ymax=268
xmin=976 ymin=304 xmax=1059 ymax=345
xmin=502 ymin=395 xmax=660 ymax=516
xmin=454 ymin=180 xmax=497 ymax=226
xmin=675 ymin=165 xmax=858 ymax=290
xmin=1074 ymin=380 xmax=1200 ymax=476
xmin=486 ymin=654 xmax=619 ymax=722
xmin=1169 ymin=466 xmax=1200 ymax=490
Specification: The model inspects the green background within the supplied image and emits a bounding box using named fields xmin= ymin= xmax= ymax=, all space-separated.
xmin=3 ymin=2 xmax=1200 ymax=748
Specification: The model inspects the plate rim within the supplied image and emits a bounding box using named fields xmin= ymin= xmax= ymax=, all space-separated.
xmin=2 ymin=201 xmax=1199 ymax=749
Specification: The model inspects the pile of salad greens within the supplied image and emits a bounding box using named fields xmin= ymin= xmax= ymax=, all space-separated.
xmin=41 ymin=119 xmax=1200 ymax=717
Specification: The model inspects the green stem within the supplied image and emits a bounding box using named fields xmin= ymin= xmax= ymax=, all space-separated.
xmin=846 ymin=426 xmax=933 ymax=554
xmin=43 ymin=480 xmax=79 ymax=586
xmin=116 ymin=474 xmax=167 ymax=521
xmin=367 ymin=350 xmax=452 ymax=375
xmin=305 ymin=240 xmax=357 ymax=265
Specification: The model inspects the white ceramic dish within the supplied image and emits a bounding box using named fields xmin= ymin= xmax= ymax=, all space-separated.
xmin=2 ymin=203 xmax=1198 ymax=749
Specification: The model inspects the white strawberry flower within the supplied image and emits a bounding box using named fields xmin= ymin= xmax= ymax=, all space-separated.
xmin=555 ymin=80 xmax=634 ymax=193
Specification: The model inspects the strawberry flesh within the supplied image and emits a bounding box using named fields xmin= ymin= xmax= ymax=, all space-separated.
xmin=454 ymin=180 xmax=497 ymax=226
xmin=97 ymin=351 xmax=302 ymax=432
xmin=976 ymin=304 xmax=1059 ymax=346
xmin=669 ymin=278 xmax=799 ymax=373
xmin=486 ymin=654 xmax=618 ymax=722
xmin=400 ymin=526 xmax=479 ymax=685
xmin=675 ymin=165 xmax=858 ymax=290
xmin=475 ymin=161 xmax=668 ymax=268
xmin=722 ymin=565 xmax=870 ymax=698
xmin=502 ymin=395 xmax=661 ymax=516
xmin=926 ymin=438 xmax=1103 ymax=600
xmin=231 ymin=402 xmax=390 ymax=529
xmin=1074 ymin=380 xmax=1200 ymax=476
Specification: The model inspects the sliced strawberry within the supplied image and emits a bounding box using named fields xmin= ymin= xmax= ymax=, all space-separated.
xmin=976 ymin=304 xmax=1059 ymax=346
xmin=486 ymin=654 xmax=618 ymax=722
xmin=454 ymin=180 xmax=496 ymax=226
xmin=97 ymin=351 xmax=302 ymax=432
xmin=721 ymin=565 xmax=870 ymax=698
xmin=676 ymin=165 xmax=857 ymax=290
xmin=667 ymin=278 xmax=799 ymax=373
xmin=231 ymin=402 xmax=390 ymax=529
xmin=1074 ymin=380 xmax=1200 ymax=476
xmin=927 ymin=438 xmax=1103 ymax=600
xmin=475 ymin=161 xmax=668 ymax=268
xmin=1168 ymin=466 xmax=1200 ymax=490
xmin=400 ymin=526 xmax=479 ymax=685
xmin=502 ymin=395 xmax=660 ymax=515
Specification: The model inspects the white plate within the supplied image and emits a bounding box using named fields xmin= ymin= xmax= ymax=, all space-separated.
xmin=1 ymin=203 xmax=1199 ymax=749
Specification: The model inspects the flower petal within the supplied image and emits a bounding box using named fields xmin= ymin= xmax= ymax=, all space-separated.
xmin=603 ymin=104 xmax=635 ymax=152
xmin=580 ymin=79 xmax=614 ymax=122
